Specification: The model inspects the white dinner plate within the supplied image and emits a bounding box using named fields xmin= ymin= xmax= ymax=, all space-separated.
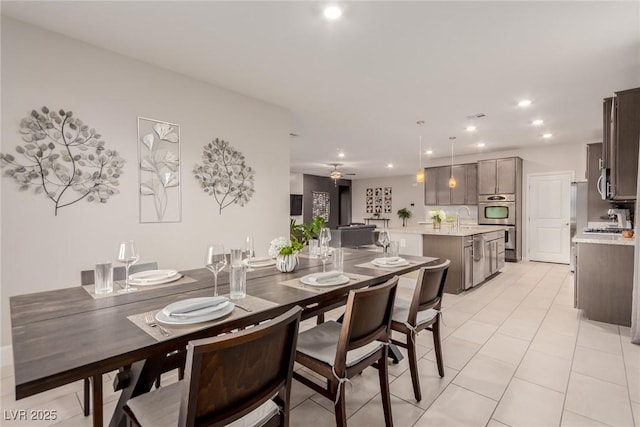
xmin=156 ymin=301 xmax=235 ymax=325
xmin=129 ymin=273 xmax=183 ymax=286
xmin=299 ymin=273 xmax=350 ymax=287
xmin=244 ymin=257 xmax=276 ymax=268
xmin=371 ymin=257 xmax=410 ymax=267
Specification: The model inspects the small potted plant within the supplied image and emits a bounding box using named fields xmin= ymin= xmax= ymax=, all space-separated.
xmin=397 ymin=208 xmax=412 ymax=227
xmin=429 ymin=209 xmax=447 ymax=230
xmin=269 ymin=237 xmax=303 ymax=272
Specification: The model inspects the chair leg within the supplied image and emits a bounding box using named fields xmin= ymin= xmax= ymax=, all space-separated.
xmin=316 ymin=314 xmax=325 ymax=325
xmin=83 ymin=377 xmax=90 ymax=416
xmin=378 ymin=350 xmax=394 ymax=426
xmin=432 ymin=320 xmax=445 ymax=378
xmin=333 ymin=381 xmax=348 ymax=427
xmin=407 ymin=337 xmax=422 ymax=402
xmin=154 ymin=375 xmax=161 ymax=389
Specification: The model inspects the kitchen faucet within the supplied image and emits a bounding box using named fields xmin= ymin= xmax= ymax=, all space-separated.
xmin=456 ymin=206 xmax=472 ymax=230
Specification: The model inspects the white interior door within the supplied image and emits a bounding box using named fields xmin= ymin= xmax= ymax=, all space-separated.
xmin=527 ymin=172 xmax=573 ymax=263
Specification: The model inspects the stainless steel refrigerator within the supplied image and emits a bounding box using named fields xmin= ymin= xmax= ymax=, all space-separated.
xmin=570 ymin=181 xmax=588 ymax=273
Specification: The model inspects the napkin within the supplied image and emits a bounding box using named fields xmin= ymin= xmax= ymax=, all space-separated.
xmin=377 ymin=257 xmax=405 ymax=265
xmin=129 ymin=269 xmax=178 ymax=283
xmin=163 ymin=296 xmax=229 ymax=318
xmin=314 ymin=271 xmax=342 ymax=283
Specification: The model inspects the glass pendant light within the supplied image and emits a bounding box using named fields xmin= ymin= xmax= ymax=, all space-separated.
xmin=416 ymin=120 xmax=425 ymax=183
xmin=448 ymin=136 xmax=456 ymax=188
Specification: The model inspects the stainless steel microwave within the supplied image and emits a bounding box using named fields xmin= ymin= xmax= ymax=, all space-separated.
xmin=478 ymin=194 xmax=516 ymax=225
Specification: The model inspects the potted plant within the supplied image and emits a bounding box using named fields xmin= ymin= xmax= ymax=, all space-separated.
xmin=269 ymin=237 xmax=303 ymax=272
xmin=397 ymin=208 xmax=412 ymax=227
xmin=290 ymin=216 xmax=325 ymax=246
xmin=429 ymin=209 xmax=447 ymax=230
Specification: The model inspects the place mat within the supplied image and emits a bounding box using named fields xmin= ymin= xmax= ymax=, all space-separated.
xmin=279 ymin=272 xmax=372 ymax=294
xmin=82 ymin=275 xmax=197 ymax=299
xmin=298 ymin=250 xmax=353 ymax=259
xmin=355 ymin=260 xmax=420 ymax=272
xmin=128 ymin=294 xmax=279 ymax=342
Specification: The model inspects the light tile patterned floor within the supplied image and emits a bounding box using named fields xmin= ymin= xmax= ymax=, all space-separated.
xmin=1 ymin=261 xmax=639 ymax=426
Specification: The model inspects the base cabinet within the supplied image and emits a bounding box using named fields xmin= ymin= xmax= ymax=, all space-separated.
xmin=576 ymin=243 xmax=633 ymax=326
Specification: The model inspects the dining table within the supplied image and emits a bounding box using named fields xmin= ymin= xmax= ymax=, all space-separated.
xmin=9 ymin=248 xmax=439 ymax=427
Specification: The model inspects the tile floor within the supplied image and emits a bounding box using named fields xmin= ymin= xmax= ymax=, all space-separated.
xmin=1 ymin=261 xmax=639 ymax=426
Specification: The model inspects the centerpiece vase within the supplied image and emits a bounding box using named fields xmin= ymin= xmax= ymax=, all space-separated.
xmin=276 ymin=253 xmax=299 ymax=273
xmin=433 ymin=221 xmax=441 ymax=230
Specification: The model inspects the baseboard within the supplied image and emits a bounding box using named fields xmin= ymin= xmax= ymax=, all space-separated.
xmin=1 ymin=345 xmax=13 ymax=368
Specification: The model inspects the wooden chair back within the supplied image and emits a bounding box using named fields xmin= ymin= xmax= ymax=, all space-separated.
xmin=335 ymin=277 xmax=398 ymax=366
xmin=180 ymin=306 xmax=302 ymax=426
xmin=407 ymin=259 xmax=450 ymax=326
xmin=80 ymin=262 xmax=159 ymax=285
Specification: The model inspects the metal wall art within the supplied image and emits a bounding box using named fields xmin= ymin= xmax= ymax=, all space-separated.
xmin=138 ymin=117 xmax=181 ymax=223
xmin=0 ymin=107 xmax=125 ymax=216
xmin=193 ymin=138 xmax=255 ymax=214
xmin=365 ymin=187 xmax=392 ymax=214
xmin=312 ymin=191 xmax=330 ymax=221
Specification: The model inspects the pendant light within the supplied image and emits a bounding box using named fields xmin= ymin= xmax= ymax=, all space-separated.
xmin=448 ymin=136 xmax=457 ymax=188
xmin=415 ymin=120 xmax=425 ymax=183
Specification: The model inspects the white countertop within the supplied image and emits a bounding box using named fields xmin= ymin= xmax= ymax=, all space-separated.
xmin=572 ymin=233 xmax=636 ymax=246
xmin=387 ymin=225 xmax=508 ymax=237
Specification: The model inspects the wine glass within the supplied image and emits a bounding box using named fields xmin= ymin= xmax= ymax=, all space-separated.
xmin=377 ymin=230 xmax=390 ymax=257
xmin=205 ymin=244 xmax=227 ymax=296
xmin=318 ymin=227 xmax=332 ymax=272
xmin=117 ymin=240 xmax=139 ymax=293
xmin=244 ymin=236 xmax=255 ymax=272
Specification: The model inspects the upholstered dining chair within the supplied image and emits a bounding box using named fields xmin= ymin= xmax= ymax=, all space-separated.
xmin=293 ymin=277 xmax=399 ymax=427
xmin=390 ymin=259 xmax=450 ymax=402
xmin=123 ymin=306 xmax=302 ymax=427
xmin=79 ymin=262 xmax=187 ymax=416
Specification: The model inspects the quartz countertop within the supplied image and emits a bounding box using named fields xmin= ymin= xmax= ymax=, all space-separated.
xmin=572 ymin=233 xmax=636 ymax=246
xmin=387 ymin=225 xmax=508 ymax=237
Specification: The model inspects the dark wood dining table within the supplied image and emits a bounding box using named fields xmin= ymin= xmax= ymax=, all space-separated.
xmin=9 ymin=249 xmax=439 ymax=427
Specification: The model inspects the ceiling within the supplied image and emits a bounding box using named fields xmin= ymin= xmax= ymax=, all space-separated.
xmin=3 ymin=1 xmax=640 ymax=179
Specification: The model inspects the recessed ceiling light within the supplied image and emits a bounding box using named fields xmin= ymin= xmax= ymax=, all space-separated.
xmin=466 ymin=125 xmax=477 ymax=132
xmin=387 ymin=163 xmax=393 ymax=168
xmin=542 ymin=133 xmax=553 ymax=139
xmin=323 ymin=5 xmax=342 ymax=20
xmin=426 ymin=150 xmax=433 ymax=155
xmin=477 ymin=142 xmax=486 ymax=147
xmin=337 ymin=151 xmax=345 ymax=158
xmin=532 ymin=119 xmax=544 ymax=126
xmin=518 ymin=99 xmax=532 ymax=107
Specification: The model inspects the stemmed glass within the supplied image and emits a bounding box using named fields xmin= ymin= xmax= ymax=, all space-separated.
xmin=205 ymin=244 xmax=227 ymax=296
xmin=378 ymin=230 xmax=390 ymax=257
xmin=244 ymin=236 xmax=255 ymax=272
xmin=117 ymin=240 xmax=139 ymax=293
xmin=319 ymin=227 xmax=332 ymax=272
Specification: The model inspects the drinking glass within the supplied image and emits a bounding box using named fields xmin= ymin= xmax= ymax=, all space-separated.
xmin=333 ymin=247 xmax=344 ymax=274
xmin=230 ymin=248 xmax=243 ymax=266
xmin=318 ymin=227 xmax=332 ymax=272
xmin=94 ymin=262 xmax=113 ymax=294
xmin=230 ymin=264 xmax=246 ymax=299
xmin=117 ymin=240 xmax=139 ymax=293
xmin=244 ymin=236 xmax=255 ymax=271
xmin=377 ymin=230 xmax=390 ymax=257
xmin=205 ymin=244 xmax=227 ymax=297
xmin=389 ymin=241 xmax=400 ymax=258
xmin=309 ymin=239 xmax=319 ymax=258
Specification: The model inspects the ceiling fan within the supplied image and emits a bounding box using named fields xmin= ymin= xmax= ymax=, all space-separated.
xmin=328 ymin=163 xmax=356 ymax=185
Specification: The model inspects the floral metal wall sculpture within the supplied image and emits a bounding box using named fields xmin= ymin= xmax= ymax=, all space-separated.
xmin=138 ymin=118 xmax=181 ymax=222
xmin=0 ymin=107 xmax=125 ymax=216
xmin=193 ymin=138 xmax=255 ymax=214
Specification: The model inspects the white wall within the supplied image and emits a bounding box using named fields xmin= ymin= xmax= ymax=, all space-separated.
xmin=0 ymin=18 xmax=291 ymax=346
xmin=289 ymin=172 xmax=303 ymax=223
xmin=353 ymin=141 xmax=588 ymax=259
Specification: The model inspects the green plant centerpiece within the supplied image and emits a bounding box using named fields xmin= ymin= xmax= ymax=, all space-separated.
xmin=429 ymin=209 xmax=447 ymax=230
xmin=397 ymin=207 xmax=412 ymax=227
xmin=269 ymin=236 xmax=303 ymax=273
xmin=290 ymin=216 xmax=325 ymax=246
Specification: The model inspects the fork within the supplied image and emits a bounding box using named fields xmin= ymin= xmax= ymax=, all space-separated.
xmin=144 ymin=313 xmax=169 ymax=336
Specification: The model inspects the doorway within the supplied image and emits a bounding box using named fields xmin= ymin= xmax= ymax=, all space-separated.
xmin=338 ymin=185 xmax=351 ymax=225
xmin=527 ymin=171 xmax=574 ymax=263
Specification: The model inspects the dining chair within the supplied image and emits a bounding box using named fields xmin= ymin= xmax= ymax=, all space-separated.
xmin=79 ymin=262 xmax=184 ymax=416
xmin=123 ymin=306 xmax=302 ymax=427
xmin=390 ymin=259 xmax=450 ymax=402
xmin=293 ymin=276 xmax=398 ymax=427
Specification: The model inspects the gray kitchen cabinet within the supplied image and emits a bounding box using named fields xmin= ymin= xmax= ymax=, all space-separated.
xmin=450 ymin=165 xmax=467 ymax=204
xmin=478 ymin=158 xmax=519 ymax=195
xmin=436 ymin=166 xmax=451 ymax=205
xmin=466 ymin=163 xmax=478 ymax=204
xmin=424 ymin=167 xmax=438 ymax=205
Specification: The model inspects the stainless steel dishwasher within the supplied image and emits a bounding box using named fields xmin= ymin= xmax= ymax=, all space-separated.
xmin=472 ymin=234 xmax=485 ymax=287
xmin=463 ymin=236 xmax=473 ymax=289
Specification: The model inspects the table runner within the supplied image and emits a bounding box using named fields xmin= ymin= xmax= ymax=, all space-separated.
xmin=83 ymin=275 xmax=197 ymax=299
xmin=127 ymin=294 xmax=279 ymax=341
xmin=279 ymin=272 xmax=373 ymax=294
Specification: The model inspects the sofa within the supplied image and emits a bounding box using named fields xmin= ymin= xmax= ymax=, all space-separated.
xmin=330 ymin=224 xmax=377 ymax=248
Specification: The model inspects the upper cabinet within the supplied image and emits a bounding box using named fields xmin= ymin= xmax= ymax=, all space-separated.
xmin=424 ymin=163 xmax=477 ymax=205
xmin=478 ymin=158 xmax=518 ymax=195
xmin=602 ymin=87 xmax=640 ymax=200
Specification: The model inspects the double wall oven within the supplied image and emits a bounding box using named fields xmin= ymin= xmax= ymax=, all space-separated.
xmin=478 ymin=194 xmax=517 ymax=261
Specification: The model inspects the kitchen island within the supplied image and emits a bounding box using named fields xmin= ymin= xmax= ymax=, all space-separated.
xmin=573 ymin=233 xmax=635 ymax=326
xmin=388 ymin=225 xmax=507 ymax=294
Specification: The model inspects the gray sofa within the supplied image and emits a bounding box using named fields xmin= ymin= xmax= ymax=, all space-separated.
xmin=330 ymin=224 xmax=377 ymax=248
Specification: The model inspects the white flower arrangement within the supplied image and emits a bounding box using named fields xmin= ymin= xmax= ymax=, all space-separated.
xmin=268 ymin=236 xmax=302 ymax=257
xmin=429 ymin=209 xmax=447 ymax=223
